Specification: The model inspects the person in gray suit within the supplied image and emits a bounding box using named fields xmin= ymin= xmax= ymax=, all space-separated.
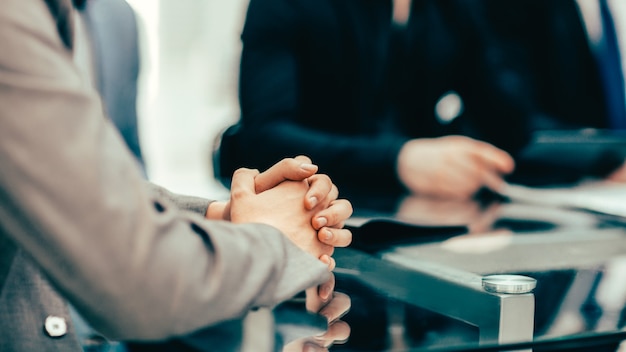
xmin=69 ymin=1 xmax=148 ymax=349
xmin=0 ymin=1 xmax=353 ymax=351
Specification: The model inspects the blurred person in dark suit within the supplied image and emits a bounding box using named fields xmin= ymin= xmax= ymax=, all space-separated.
xmin=482 ymin=0 xmax=626 ymax=184
xmin=483 ymin=0 xmax=625 ymax=133
xmin=216 ymin=0 xmax=534 ymax=200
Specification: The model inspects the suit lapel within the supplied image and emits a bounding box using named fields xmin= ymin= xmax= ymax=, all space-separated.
xmin=0 ymin=0 xmax=74 ymax=296
xmin=43 ymin=0 xmax=76 ymax=50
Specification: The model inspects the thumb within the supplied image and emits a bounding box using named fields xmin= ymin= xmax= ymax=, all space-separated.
xmin=255 ymin=157 xmax=318 ymax=193
xmin=230 ymin=168 xmax=260 ymax=198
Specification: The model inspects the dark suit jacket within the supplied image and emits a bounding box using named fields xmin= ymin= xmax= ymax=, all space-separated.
xmin=477 ymin=0 xmax=625 ymax=183
xmin=483 ymin=0 xmax=608 ymax=132
xmin=216 ymin=0 xmax=532 ymax=196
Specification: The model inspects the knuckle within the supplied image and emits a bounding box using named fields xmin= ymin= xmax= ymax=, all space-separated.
xmin=230 ymin=187 xmax=246 ymax=200
xmin=233 ymin=167 xmax=248 ymax=176
xmin=311 ymin=174 xmax=331 ymax=185
xmin=339 ymin=229 xmax=353 ymax=246
xmin=232 ymin=168 xmax=254 ymax=181
xmin=279 ymin=158 xmax=296 ymax=168
xmin=332 ymin=199 xmax=353 ymax=217
xmin=342 ymin=199 xmax=353 ymax=214
xmin=325 ymin=211 xmax=338 ymax=225
xmin=307 ymin=174 xmax=319 ymax=184
xmin=330 ymin=184 xmax=339 ymax=197
xmin=294 ymin=155 xmax=312 ymax=163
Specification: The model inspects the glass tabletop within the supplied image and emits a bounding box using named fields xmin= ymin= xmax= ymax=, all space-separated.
xmin=330 ymin=189 xmax=626 ymax=351
xmin=127 ymin=185 xmax=626 ymax=352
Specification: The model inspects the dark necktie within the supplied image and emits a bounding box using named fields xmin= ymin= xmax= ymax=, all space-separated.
xmin=597 ymin=0 xmax=626 ymax=129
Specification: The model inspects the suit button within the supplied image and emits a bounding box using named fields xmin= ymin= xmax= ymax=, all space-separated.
xmin=44 ymin=316 xmax=67 ymax=338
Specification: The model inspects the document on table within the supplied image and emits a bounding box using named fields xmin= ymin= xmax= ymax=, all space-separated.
xmin=500 ymin=181 xmax=626 ymax=218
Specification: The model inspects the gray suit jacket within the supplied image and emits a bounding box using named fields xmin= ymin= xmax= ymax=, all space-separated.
xmin=0 ymin=0 xmax=329 ymax=351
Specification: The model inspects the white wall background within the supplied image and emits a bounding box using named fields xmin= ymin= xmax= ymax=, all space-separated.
xmin=126 ymin=0 xmax=250 ymax=199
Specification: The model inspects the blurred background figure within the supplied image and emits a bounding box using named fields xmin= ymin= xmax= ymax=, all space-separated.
xmin=483 ymin=0 xmax=626 ymax=133
xmin=482 ymin=0 xmax=626 ymax=183
xmin=212 ymin=0 xmax=535 ymax=200
xmin=133 ymin=0 xmax=626 ymax=197
xmin=212 ymin=0 xmax=626 ymax=201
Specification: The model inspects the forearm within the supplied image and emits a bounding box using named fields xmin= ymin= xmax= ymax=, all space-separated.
xmin=225 ymin=121 xmax=409 ymax=195
xmin=238 ymin=11 xmax=409 ymax=194
xmin=0 ymin=99 xmax=328 ymax=341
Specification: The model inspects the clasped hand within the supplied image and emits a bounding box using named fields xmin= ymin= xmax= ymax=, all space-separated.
xmin=207 ymin=156 xmax=353 ymax=269
xmin=397 ymin=135 xmax=515 ymax=199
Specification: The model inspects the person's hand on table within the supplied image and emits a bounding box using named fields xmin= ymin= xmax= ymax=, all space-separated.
xmin=397 ymin=135 xmax=515 ymax=199
xmin=227 ymin=167 xmax=332 ymax=260
xmin=206 ymin=156 xmax=353 ymax=267
xmin=207 ymin=156 xmax=353 ymax=351
xmin=205 ymin=156 xmax=325 ymax=220
xmin=254 ymin=156 xmax=353 ymax=261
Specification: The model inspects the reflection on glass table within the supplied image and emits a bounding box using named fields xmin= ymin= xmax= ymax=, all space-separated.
xmin=126 ymin=280 xmax=352 ymax=352
xmin=333 ymin=192 xmax=626 ymax=351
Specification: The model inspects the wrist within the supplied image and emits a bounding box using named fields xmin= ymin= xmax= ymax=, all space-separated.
xmin=206 ymin=201 xmax=229 ymax=221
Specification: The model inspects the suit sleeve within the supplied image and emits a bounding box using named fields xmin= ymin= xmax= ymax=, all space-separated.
xmin=147 ymin=183 xmax=213 ymax=216
xmin=225 ymin=0 xmax=409 ymax=195
xmin=0 ymin=0 xmax=329 ymax=341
